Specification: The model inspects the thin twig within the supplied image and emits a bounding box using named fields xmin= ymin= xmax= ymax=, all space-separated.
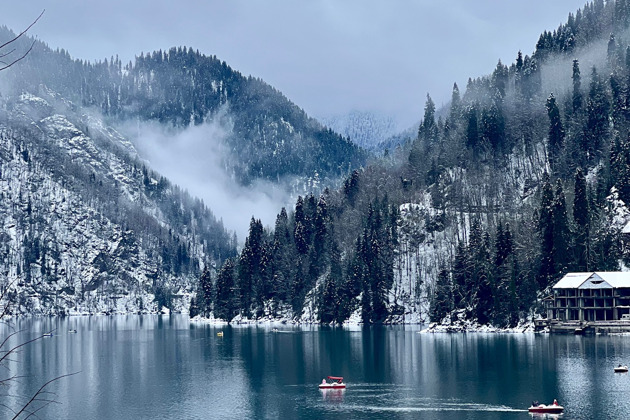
xmin=0 ymin=330 xmax=23 ymax=354
xmin=0 ymin=330 xmax=55 ymax=365
xmin=11 ymin=371 xmax=78 ymax=420
xmin=0 ymin=9 xmax=44 ymax=72
xmin=0 ymin=374 xmax=19 ymax=385
xmin=0 ymin=48 xmax=17 ymax=59
xmin=0 ymin=402 xmax=17 ymax=416
xmin=0 ymin=10 xmax=45 ymax=50
xmin=0 ymin=41 xmax=35 ymax=72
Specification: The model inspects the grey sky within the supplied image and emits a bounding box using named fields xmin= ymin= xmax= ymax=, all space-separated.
xmin=5 ymin=1 xmax=587 ymax=130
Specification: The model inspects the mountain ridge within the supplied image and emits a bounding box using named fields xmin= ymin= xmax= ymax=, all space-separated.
xmin=0 ymin=30 xmax=367 ymax=187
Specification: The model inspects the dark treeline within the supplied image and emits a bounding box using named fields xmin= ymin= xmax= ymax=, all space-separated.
xmin=190 ymin=188 xmax=400 ymax=323
xmin=194 ymin=0 xmax=630 ymax=325
xmin=0 ymin=29 xmax=366 ymax=185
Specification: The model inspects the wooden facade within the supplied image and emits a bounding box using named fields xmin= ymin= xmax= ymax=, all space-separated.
xmin=549 ymin=272 xmax=630 ymax=322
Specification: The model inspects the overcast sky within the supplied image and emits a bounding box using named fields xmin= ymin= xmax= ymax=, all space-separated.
xmin=5 ymin=1 xmax=588 ymax=130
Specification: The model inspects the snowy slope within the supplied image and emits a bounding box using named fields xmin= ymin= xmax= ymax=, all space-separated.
xmin=0 ymin=90 xmax=235 ymax=316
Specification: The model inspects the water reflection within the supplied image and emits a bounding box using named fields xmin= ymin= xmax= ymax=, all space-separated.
xmin=320 ymin=388 xmax=345 ymax=403
xmin=3 ymin=317 xmax=630 ymax=419
xmin=529 ymin=414 xmax=562 ymax=420
xmin=554 ymin=335 xmax=630 ymax=419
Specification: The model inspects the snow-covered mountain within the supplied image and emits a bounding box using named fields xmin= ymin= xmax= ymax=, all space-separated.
xmin=0 ymin=24 xmax=373 ymax=316
xmin=0 ymin=28 xmax=366 ymax=188
xmin=0 ymin=89 xmax=236 ymax=315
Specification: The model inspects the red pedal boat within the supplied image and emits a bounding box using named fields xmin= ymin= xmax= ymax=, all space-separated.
xmin=528 ymin=399 xmax=564 ymax=414
xmin=319 ymin=376 xmax=346 ymax=389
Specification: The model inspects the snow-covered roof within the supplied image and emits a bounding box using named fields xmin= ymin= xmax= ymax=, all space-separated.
xmin=553 ymin=272 xmax=630 ymax=289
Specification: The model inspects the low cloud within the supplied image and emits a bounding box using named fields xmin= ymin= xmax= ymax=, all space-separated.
xmin=126 ymin=110 xmax=291 ymax=243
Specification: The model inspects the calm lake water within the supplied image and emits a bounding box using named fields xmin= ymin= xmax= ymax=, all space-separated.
xmin=3 ymin=315 xmax=630 ymax=419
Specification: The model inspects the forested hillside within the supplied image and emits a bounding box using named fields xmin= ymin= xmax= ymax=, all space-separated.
xmin=0 ymin=29 xmax=366 ymax=186
xmin=194 ymin=0 xmax=630 ymax=326
xmin=0 ymin=20 xmax=375 ymax=315
xmin=0 ymin=90 xmax=236 ymax=315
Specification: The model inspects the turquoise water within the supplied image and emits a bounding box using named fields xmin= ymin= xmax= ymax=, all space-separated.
xmin=3 ymin=315 xmax=630 ymax=419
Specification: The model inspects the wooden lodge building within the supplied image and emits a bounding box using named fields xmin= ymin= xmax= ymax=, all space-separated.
xmin=540 ymin=272 xmax=630 ymax=333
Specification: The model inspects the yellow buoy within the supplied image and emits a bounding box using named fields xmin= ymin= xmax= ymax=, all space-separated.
xmin=217 ymin=331 xmax=224 ymax=337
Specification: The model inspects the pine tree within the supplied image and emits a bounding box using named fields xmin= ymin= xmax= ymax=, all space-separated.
xmin=466 ymin=104 xmax=480 ymax=150
xmin=514 ymin=51 xmax=524 ymax=96
xmin=611 ymin=135 xmax=630 ymax=204
xmin=607 ymin=33 xmax=619 ymax=66
xmin=189 ymin=295 xmax=200 ymax=318
xmin=537 ymin=173 xmax=556 ymax=288
xmin=499 ymin=223 xmax=520 ymax=327
xmin=452 ymin=241 xmax=471 ymax=309
xmin=609 ymin=73 xmax=626 ymax=138
xmin=552 ymin=180 xmax=570 ymax=274
xmin=572 ymin=59 xmax=583 ymax=115
xmin=339 ymin=238 xmax=364 ymax=321
xmin=311 ymin=196 xmax=329 ymax=274
xmin=269 ymin=207 xmax=294 ymax=308
xmin=429 ymin=267 xmax=453 ymax=322
xmin=238 ymin=217 xmax=265 ymax=317
xmin=462 ymin=218 xmax=493 ymax=323
xmin=418 ymin=93 xmax=438 ymax=144
xmin=494 ymin=221 xmax=513 ymax=268
xmin=215 ymin=258 xmax=239 ymax=321
xmin=318 ymin=274 xmax=338 ymax=324
xmin=319 ymin=236 xmax=343 ymax=324
xmin=450 ymin=83 xmax=462 ymax=121
xmin=546 ymin=93 xmax=565 ymax=167
xmin=583 ymin=66 xmax=610 ymax=162
xmin=198 ymin=266 xmax=214 ymax=317
xmin=491 ymin=60 xmax=509 ymax=98
xmin=475 ymin=232 xmax=493 ymax=324
xmin=522 ymin=55 xmax=541 ymax=99
xmin=294 ymin=196 xmax=311 ymax=255
xmin=343 ymin=170 xmax=360 ymax=206
xmin=573 ymin=168 xmax=590 ymax=271
xmin=481 ymin=100 xmax=505 ymax=154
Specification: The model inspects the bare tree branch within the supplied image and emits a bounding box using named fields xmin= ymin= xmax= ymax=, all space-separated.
xmin=0 ymin=10 xmax=44 ymax=51
xmin=0 ymin=330 xmax=54 ymax=365
xmin=0 ymin=310 xmax=72 ymax=419
xmin=0 ymin=48 xmax=17 ymax=59
xmin=0 ymin=41 xmax=35 ymax=71
xmin=0 ymin=374 xmax=19 ymax=385
xmin=0 ymin=330 xmax=22 ymax=354
xmin=0 ymin=10 xmax=44 ymax=72
xmin=11 ymin=372 xmax=78 ymax=420
xmin=0 ymin=403 xmax=18 ymax=417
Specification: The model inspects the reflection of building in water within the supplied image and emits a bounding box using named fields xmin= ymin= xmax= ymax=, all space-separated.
xmin=320 ymin=388 xmax=345 ymax=403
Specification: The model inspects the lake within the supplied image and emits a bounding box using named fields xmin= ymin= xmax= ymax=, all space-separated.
xmin=3 ymin=315 xmax=630 ymax=419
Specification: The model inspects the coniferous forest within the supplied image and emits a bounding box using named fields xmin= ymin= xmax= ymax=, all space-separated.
xmin=0 ymin=31 xmax=365 ymax=186
xmin=3 ymin=1 xmax=630 ymax=325
xmin=192 ymin=0 xmax=630 ymax=326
